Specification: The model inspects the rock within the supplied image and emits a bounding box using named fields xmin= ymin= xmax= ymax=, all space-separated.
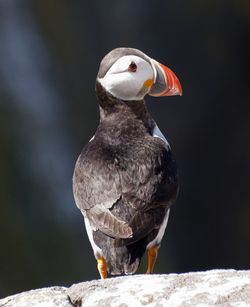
xmin=1 ymin=270 xmax=250 ymax=307
xmin=0 ymin=287 xmax=68 ymax=307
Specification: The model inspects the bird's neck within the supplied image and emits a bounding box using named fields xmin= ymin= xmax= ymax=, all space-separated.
xmin=96 ymin=81 xmax=155 ymax=134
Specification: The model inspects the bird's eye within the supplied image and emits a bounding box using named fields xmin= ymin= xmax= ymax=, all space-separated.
xmin=128 ymin=61 xmax=137 ymax=72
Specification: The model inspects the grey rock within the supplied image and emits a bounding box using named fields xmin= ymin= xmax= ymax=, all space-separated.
xmin=1 ymin=270 xmax=250 ymax=307
xmin=0 ymin=286 xmax=69 ymax=307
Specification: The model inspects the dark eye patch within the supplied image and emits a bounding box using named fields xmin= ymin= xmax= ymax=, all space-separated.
xmin=128 ymin=61 xmax=137 ymax=72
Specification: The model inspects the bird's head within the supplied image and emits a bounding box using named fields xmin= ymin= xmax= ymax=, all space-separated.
xmin=97 ymin=47 xmax=182 ymax=101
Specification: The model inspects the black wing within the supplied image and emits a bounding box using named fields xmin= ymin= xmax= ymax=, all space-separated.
xmin=73 ymin=135 xmax=178 ymax=240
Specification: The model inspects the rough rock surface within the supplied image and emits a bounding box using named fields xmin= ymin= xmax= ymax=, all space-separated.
xmin=0 ymin=286 xmax=68 ymax=307
xmin=0 ymin=270 xmax=250 ymax=307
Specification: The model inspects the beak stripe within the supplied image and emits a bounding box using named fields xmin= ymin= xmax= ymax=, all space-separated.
xmin=149 ymin=59 xmax=182 ymax=97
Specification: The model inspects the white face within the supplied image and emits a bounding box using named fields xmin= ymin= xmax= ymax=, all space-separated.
xmin=98 ymin=55 xmax=155 ymax=101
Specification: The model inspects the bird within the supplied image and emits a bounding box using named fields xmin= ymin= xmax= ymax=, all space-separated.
xmin=73 ymin=47 xmax=182 ymax=279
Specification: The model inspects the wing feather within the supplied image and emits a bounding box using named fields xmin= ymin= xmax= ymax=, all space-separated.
xmin=73 ymin=134 xmax=177 ymax=241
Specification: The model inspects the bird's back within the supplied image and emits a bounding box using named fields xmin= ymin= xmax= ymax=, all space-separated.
xmin=73 ymin=114 xmax=178 ymax=275
xmin=73 ymin=47 xmax=182 ymax=278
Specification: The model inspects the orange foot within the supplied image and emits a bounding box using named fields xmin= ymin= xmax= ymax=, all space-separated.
xmin=146 ymin=246 xmax=159 ymax=274
xmin=97 ymin=257 xmax=107 ymax=279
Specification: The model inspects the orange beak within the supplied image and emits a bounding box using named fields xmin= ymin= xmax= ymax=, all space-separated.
xmin=149 ymin=59 xmax=182 ymax=97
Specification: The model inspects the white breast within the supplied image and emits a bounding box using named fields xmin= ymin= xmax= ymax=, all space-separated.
xmin=147 ymin=208 xmax=170 ymax=249
xmin=88 ymin=135 xmax=95 ymax=142
xmin=153 ymin=124 xmax=170 ymax=150
xmin=84 ymin=217 xmax=103 ymax=258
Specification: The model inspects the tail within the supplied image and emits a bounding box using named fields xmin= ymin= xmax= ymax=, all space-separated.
xmin=93 ymin=230 xmax=147 ymax=275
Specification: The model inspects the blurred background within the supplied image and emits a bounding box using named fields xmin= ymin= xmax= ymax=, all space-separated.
xmin=0 ymin=0 xmax=249 ymax=298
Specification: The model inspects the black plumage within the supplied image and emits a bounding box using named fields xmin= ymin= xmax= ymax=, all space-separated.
xmin=73 ymin=48 xmax=181 ymax=276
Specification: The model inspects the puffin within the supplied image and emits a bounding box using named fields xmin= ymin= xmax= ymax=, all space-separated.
xmin=73 ymin=47 xmax=182 ymax=279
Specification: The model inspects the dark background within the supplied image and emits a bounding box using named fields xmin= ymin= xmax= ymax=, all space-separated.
xmin=0 ymin=0 xmax=249 ymax=298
